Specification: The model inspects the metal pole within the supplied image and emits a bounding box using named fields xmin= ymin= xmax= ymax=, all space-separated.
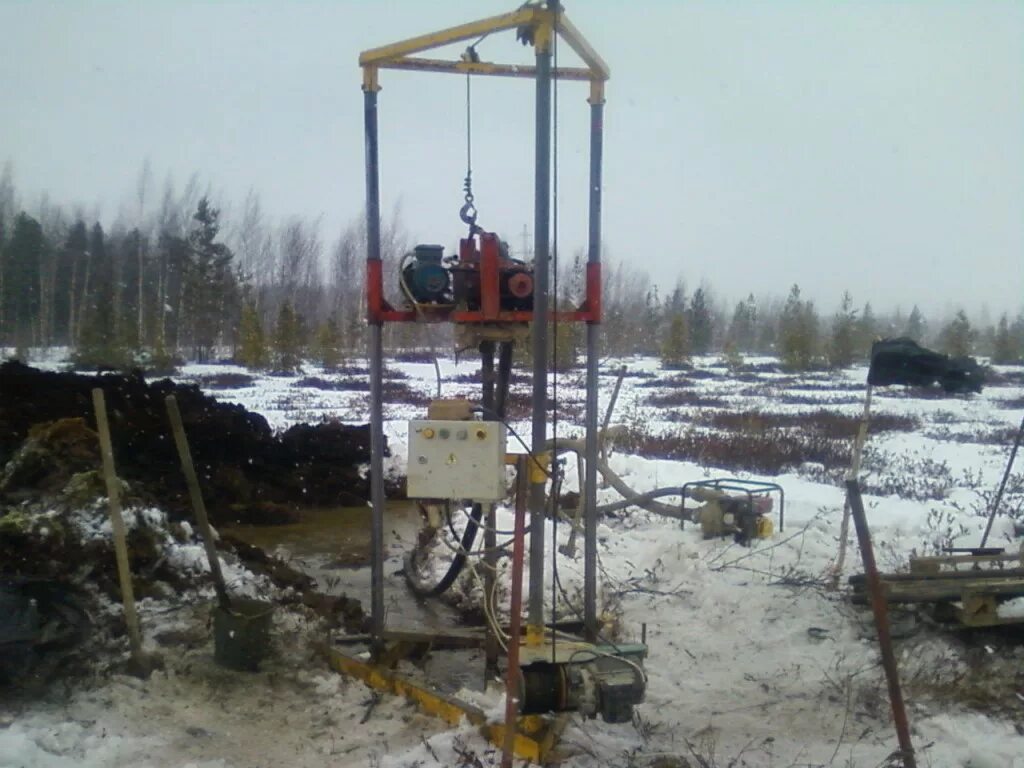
xmin=481 ymin=342 xmax=499 ymax=679
xmin=583 ymin=97 xmax=604 ymax=640
xmin=528 ymin=30 xmax=553 ymax=629
xmin=501 ymin=457 xmax=530 ymax=768
xmin=845 ymin=478 xmax=917 ymax=768
xmin=980 ymin=414 xmax=1024 ymax=548
xmin=364 ymin=85 xmax=386 ymax=644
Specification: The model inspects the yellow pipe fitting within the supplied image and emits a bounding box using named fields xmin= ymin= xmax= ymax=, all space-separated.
xmin=525 ymin=624 xmax=545 ymax=647
xmin=530 ymin=452 xmax=550 ymax=484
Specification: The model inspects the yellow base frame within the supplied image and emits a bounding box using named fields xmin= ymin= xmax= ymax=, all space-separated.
xmin=326 ymin=647 xmax=569 ymax=763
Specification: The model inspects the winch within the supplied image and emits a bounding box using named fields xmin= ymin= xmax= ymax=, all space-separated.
xmin=399 ymin=233 xmax=534 ymax=313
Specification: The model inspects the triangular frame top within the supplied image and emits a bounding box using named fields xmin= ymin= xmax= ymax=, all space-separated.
xmin=359 ymin=4 xmax=608 ymax=97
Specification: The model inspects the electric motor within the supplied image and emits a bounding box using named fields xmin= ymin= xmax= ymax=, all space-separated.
xmin=402 ymin=244 xmax=451 ymax=304
xmin=518 ymin=649 xmax=646 ymax=724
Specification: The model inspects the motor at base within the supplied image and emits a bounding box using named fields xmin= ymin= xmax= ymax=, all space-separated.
xmin=518 ymin=646 xmax=646 ymax=724
xmin=696 ymin=495 xmax=773 ymax=545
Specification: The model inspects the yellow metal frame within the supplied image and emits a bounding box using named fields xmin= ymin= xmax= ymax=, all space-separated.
xmin=326 ymin=647 xmax=569 ymax=763
xmin=360 ymin=4 xmax=609 ymax=102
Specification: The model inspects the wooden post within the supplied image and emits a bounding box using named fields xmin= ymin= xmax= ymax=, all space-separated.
xmin=165 ymin=395 xmax=231 ymax=611
xmin=846 ymin=478 xmax=916 ymax=768
xmin=92 ymin=388 xmax=144 ymax=662
xmin=833 ymin=384 xmax=873 ymax=588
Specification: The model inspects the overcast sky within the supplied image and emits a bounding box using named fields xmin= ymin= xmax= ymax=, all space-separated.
xmin=2 ymin=1 xmax=1021 ymax=317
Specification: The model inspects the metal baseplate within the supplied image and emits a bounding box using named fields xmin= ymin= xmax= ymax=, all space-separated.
xmin=324 ymin=645 xmax=570 ymax=763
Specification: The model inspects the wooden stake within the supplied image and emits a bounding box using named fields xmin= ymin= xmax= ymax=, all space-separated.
xmin=92 ymin=388 xmax=144 ymax=661
xmin=846 ymin=478 xmax=916 ymax=768
xmin=165 ymin=395 xmax=231 ymax=611
xmin=833 ymin=384 xmax=873 ymax=588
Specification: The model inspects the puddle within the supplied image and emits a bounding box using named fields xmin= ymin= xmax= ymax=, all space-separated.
xmin=223 ymin=503 xmax=462 ymax=632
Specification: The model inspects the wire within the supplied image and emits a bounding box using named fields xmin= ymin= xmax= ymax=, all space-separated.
xmin=568 ymin=648 xmax=649 ymax=684
xmin=472 ymin=405 xmax=554 ymax=480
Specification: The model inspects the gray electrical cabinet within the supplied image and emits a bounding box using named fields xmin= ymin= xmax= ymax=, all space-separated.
xmin=407 ymin=419 xmax=507 ymax=501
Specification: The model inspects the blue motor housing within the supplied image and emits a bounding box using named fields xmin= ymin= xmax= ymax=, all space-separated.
xmin=402 ymin=244 xmax=451 ymax=304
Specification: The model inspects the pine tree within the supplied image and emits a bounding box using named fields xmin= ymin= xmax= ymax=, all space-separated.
xmin=940 ymin=310 xmax=974 ymax=357
xmin=314 ymin=311 xmax=344 ymax=370
xmin=827 ymin=291 xmax=858 ymax=369
xmin=2 ymin=213 xmax=45 ymax=351
xmin=75 ymin=223 xmax=127 ymax=368
xmin=688 ymin=288 xmax=713 ymax=355
xmin=237 ymin=300 xmax=267 ymax=369
xmin=661 ymin=311 xmax=690 ymax=369
xmin=273 ymin=300 xmax=303 ymax=372
xmin=778 ymin=284 xmax=818 ymax=370
xmin=185 ymin=197 xmax=235 ymax=362
xmin=991 ymin=314 xmax=1019 ymax=364
xmin=728 ymin=294 xmax=757 ymax=353
xmin=855 ymin=302 xmax=877 ymax=359
xmin=905 ymin=305 xmax=926 ymax=342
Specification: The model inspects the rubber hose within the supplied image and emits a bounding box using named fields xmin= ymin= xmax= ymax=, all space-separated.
xmin=405 ymin=341 xmax=511 ymax=597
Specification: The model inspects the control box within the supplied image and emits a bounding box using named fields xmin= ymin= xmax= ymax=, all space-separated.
xmin=407 ymin=419 xmax=507 ymax=501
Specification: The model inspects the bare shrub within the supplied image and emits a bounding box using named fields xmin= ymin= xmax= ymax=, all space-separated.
xmin=995 ymin=394 xmax=1024 ymax=409
xmin=617 ymin=426 xmax=850 ymax=474
xmin=984 ymin=367 xmax=1024 ymax=387
xmin=638 ymin=375 xmax=696 ymax=389
xmin=194 ymin=372 xmax=255 ymax=389
xmin=695 ymin=409 xmax=917 ymax=438
xmin=923 ymin=424 xmax=1021 ymax=445
xmin=646 ymin=391 xmax=729 ymax=408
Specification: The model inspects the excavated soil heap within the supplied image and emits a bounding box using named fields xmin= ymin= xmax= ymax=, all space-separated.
xmin=0 ymin=361 xmax=376 ymax=524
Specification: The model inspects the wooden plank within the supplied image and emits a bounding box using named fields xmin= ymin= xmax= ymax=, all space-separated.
xmin=850 ymin=567 xmax=1024 ymax=585
xmin=381 ymin=627 xmax=485 ymax=649
xmin=910 ymin=551 xmax=1020 ymax=568
xmin=853 ymin=577 xmax=1024 ymax=605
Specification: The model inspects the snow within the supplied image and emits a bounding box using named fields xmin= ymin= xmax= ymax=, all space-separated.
xmin=4 ymin=354 xmax=1024 ymax=767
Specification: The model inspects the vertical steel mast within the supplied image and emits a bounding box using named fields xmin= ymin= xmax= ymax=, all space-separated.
xmin=362 ymin=68 xmax=385 ymax=644
xmin=527 ymin=11 xmax=553 ymax=632
xmin=583 ymin=80 xmax=604 ymax=640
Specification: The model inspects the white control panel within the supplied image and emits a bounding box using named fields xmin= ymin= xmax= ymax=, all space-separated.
xmin=407 ymin=419 xmax=507 ymax=501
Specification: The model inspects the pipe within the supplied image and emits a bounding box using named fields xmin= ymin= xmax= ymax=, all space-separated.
xmin=528 ymin=32 xmax=553 ymax=629
xmin=980 ymin=414 xmax=1024 ymax=548
xmin=583 ymin=98 xmax=604 ymax=640
xmin=481 ymin=341 xmax=499 ymax=678
xmin=364 ymin=86 xmax=386 ymax=645
xmin=845 ymin=478 xmax=916 ymax=768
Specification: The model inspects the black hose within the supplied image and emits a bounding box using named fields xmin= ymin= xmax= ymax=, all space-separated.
xmin=405 ymin=341 xmax=511 ymax=598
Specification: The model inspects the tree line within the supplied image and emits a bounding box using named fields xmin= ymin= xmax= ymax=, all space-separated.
xmin=1 ymin=164 xmax=1022 ymax=373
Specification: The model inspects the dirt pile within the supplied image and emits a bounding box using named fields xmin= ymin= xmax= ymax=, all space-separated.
xmin=0 ymin=361 xmax=377 ymax=524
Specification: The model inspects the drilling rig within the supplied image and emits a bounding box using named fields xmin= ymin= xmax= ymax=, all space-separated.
xmin=327 ymin=3 xmax=647 ymax=762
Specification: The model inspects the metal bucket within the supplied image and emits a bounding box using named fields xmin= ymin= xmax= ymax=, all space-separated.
xmin=213 ymin=598 xmax=273 ymax=671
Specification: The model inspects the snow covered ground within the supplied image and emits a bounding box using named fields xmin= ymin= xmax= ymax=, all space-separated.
xmin=4 ymin=354 xmax=1024 ymax=767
